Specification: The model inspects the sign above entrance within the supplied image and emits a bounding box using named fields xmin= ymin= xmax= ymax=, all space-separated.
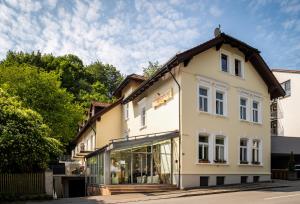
xmin=152 ymin=88 xmax=173 ymax=108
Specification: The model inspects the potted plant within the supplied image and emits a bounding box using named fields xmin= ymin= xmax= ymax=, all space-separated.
xmin=288 ymin=151 xmax=297 ymax=181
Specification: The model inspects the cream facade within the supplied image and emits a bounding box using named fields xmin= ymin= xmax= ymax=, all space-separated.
xmin=73 ymin=33 xmax=284 ymax=191
xmin=180 ymin=45 xmax=271 ymax=187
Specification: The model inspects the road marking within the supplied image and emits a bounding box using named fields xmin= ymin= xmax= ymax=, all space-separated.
xmin=264 ymin=193 xmax=300 ymax=200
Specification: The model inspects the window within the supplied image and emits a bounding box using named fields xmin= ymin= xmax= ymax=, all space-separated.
xmin=241 ymin=176 xmax=248 ymax=184
xmin=221 ymin=54 xmax=228 ymax=72
xmin=216 ymin=91 xmax=224 ymax=115
xmin=235 ymin=59 xmax=242 ymax=77
xmin=253 ymin=176 xmax=260 ymax=183
xmin=252 ymin=140 xmax=260 ymax=164
xmin=215 ymin=136 xmax=225 ymax=163
xmin=200 ymin=176 xmax=209 ymax=186
xmin=124 ymin=103 xmax=129 ymax=120
xmin=240 ymin=139 xmax=248 ymax=164
xmin=198 ymin=135 xmax=209 ymax=162
xmin=216 ymin=176 xmax=225 ymax=186
xmin=140 ymin=106 xmax=146 ymax=127
xmin=240 ymin=98 xmax=247 ymax=120
xmin=281 ymin=80 xmax=291 ymax=96
xmin=199 ymin=87 xmax=208 ymax=112
xmin=252 ymin=101 xmax=259 ymax=123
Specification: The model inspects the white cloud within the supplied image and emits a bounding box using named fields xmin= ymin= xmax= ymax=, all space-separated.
xmin=209 ymin=6 xmax=222 ymax=18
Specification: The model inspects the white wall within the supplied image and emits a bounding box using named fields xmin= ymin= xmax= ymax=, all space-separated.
xmin=273 ymin=71 xmax=300 ymax=137
xmin=122 ymin=73 xmax=180 ymax=137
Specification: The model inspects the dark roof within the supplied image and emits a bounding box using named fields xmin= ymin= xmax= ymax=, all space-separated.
xmin=272 ymin=69 xmax=300 ymax=74
xmin=72 ymin=98 xmax=123 ymax=144
xmin=113 ymin=74 xmax=146 ymax=97
xmin=123 ymin=33 xmax=285 ymax=103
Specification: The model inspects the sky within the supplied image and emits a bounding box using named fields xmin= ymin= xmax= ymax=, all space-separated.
xmin=0 ymin=0 xmax=299 ymax=74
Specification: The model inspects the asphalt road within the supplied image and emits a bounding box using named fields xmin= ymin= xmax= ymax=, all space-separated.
xmin=133 ymin=185 xmax=300 ymax=204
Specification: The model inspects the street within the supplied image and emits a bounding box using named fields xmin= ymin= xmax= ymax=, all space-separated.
xmin=132 ymin=186 xmax=300 ymax=204
xmin=24 ymin=181 xmax=300 ymax=204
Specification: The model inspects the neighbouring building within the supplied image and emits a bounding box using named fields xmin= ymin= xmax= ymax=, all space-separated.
xmin=271 ymin=69 xmax=300 ymax=173
xmin=72 ymin=32 xmax=284 ymax=194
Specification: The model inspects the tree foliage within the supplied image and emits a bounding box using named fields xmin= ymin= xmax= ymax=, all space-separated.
xmin=85 ymin=61 xmax=124 ymax=98
xmin=0 ymin=88 xmax=62 ymax=173
xmin=0 ymin=65 xmax=83 ymax=145
xmin=143 ymin=61 xmax=161 ymax=78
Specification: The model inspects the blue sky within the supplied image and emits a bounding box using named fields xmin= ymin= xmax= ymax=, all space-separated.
xmin=0 ymin=0 xmax=299 ymax=74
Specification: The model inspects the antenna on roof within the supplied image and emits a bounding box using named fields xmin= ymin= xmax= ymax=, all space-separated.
xmin=214 ymin=24 xmax=221 ymax=37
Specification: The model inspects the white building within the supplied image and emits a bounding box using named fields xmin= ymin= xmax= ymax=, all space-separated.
xmin=272 ymin=69 xmax=300 ymax=137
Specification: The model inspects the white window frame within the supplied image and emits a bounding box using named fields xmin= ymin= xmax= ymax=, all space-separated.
xmin=198 ymin=134 xmax=210 ymax=163
xmin=138 ymin=98 xmax=147 ymax=129
xmin=215 ymin=91 xmax=224 ymax=116
xmin=240 ymin=97 xmax=248 ymax=121
xmin=199 ymin=86 xmax=209 ymax=113
xmin=252 ymin=139 xmax=261 ymax=165
xmin=233 ymin=54 xmax=244 ymax=78
xmin=214 ymin=135 xmax=227 ymax=163
xmin=124 ymin=103 xmax=129 ymax=120
xmin=221 ymin=53 xmax=229 ymax=73
xmin=239 ymin=138 xmax=248 ymax=164
xmin=281 ymin=80 xmax=291 ymax=97
xmin=140 ymin=106 xmax=146 ymax=128
xmin=215 ymin=85 xmax=227 ymax=116
xmin=252 ymin=100 xmax=259 ymax=123
xmin=198 ymin=81 xmax=212 ymax=113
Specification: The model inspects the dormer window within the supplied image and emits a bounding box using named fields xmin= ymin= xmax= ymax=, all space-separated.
xmin=221 ymin=54 xmax=228 ymax=72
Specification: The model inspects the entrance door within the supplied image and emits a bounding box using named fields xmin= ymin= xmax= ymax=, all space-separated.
xmin=132 ymin=153 xmax=151 ymax=184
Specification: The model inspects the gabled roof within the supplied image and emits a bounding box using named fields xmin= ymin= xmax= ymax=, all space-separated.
xmin=272 ymin=68 xmax=300 ymax=74
xmin=72 ymin=98 xmax=123 ymax=144
xmin=122 ymin=33 xmax=285 ymax=103
xmin=113 ymin=74 xmax=146 ymax=97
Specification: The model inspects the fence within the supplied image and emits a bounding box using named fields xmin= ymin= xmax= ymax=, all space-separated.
xmin=271 ymin=169 xmax=288 ymax=180
xmin=0 ymin=173 xmax=45 ymax=194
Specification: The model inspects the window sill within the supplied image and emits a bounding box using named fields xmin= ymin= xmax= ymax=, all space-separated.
xmin=238 ymin=163 xmax=263 ymax=167
xmin=214 ymin=114 xmax=228 ymax=119
xmin=140 ymin=125 xmax=147 ymax=130
xmin=198 ymin=111 xmax=212 ymax=116
xmin=196 ymin=162 xmax=229 ymax=166
xmin=240 ymin=119 xmax=262 ymax=125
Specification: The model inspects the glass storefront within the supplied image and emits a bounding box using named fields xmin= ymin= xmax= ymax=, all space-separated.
xmin=86 ymin=152 xmax=104 ymax=185
xmin=110 ymin=140 xmax=172 ymax=184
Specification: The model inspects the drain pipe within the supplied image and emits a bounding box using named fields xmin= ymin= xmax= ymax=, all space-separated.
xmin=168 ymin=66 xmax=182 ymax=189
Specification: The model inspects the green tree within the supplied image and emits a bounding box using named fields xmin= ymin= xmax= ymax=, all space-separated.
xmin=0 ymin=88 xmax=62 ymax=173
xmin=0 ymin=65 xmax=83 ymax=146
xmin=143 ymin=61 xmax=161 ymax=78
xmin=85 ymin=61 xmax=124 ymax=98
xmin=1 ymin=51 xmax=89 ymax=100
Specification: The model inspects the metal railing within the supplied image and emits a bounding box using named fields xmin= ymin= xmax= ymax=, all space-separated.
xmin=110 ymin=130 xmax=178 ymax=143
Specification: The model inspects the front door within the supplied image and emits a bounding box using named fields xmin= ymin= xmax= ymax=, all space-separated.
xmin=132 ymin=153 xmax=151 ymax=184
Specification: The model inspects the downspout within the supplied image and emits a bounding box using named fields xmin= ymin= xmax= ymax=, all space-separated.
xmin=168 ymin=66 xmax=182 ymax=189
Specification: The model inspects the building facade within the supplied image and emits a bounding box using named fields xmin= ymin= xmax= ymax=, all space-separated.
xmin=73 ymin=33 xmax=284 ymax=192
xmin=271 ymin=69 xmax=300 ymax=172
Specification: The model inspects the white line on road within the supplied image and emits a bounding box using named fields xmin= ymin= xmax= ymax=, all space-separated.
xmin=264 ymin=193 xmax=300 ymax=200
